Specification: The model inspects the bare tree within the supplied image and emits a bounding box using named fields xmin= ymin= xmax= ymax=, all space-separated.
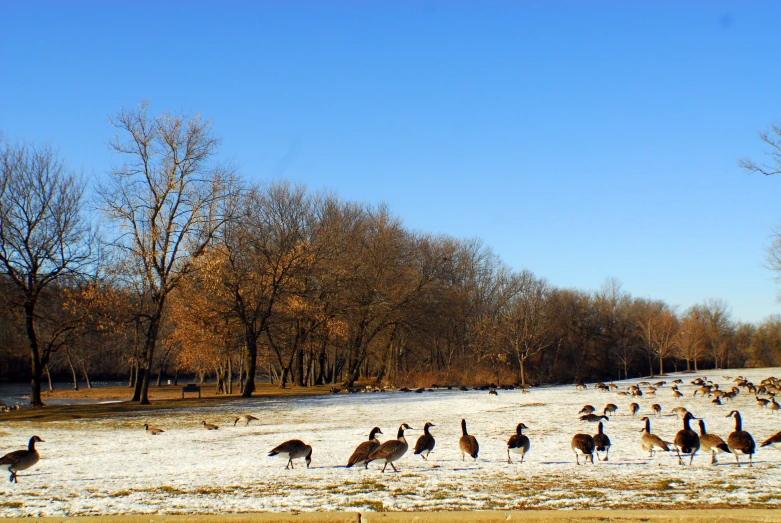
xmin=676 ymin=306 xmax=705 ymax=371
xmin=0 ymin=140 xmax=93 ymax=406
xmin=97 ymin=103 xmax=236 ymax=404
xmin=701 ymin=298 xmax=732 ymax=369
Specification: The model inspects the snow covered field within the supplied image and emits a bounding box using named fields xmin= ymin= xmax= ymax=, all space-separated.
xmin=3 ymin=368 xmax=781 ymax=517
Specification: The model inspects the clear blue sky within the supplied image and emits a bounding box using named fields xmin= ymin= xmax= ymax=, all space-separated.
xmin=2 ymin=1 xmax=781 ymax=323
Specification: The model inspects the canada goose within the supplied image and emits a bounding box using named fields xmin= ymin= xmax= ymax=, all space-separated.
xmin=726 ymin=411 xmax=756 ymax=467
xmin=143 ymin=423 xmax=165 ymax=435
xmin=459 ymin=419 xmax=479 ymax=460
xmin=756 ymin=396 xmax=769 ymax=409
xmin=640 ymin=416 xmax=670 ymax=457
xmin=770 ymin=398 xmax=780 ymax=413
xmin=507 ymin=423 xmax=530 ymax=464
xmin=603 ymin=404 xmax=618 ymax=416
xmin=268 ymin=440 xmax=312 ymax=469
xmin=580 ymin=414 xmax=609 ymax=423
xmin=672 ymin=406 xmax=689 ymax=419
xmin=673 ymin=412 xmax=700 ymax=465
xmin=673 ymin=390 xmax=684 ymax=399
xmin=576 ymin=383 xmax=587 ymax=391
xmin=571 ymin=434 xmax=595 ymax=465
xmin=630 ymin=402 xmax=640 ymax=416
xmin=366 ymin=423 xmax=413 ymax=472
xmin=760 ymin=430 xmax=781 ymax=451
xmin=234 ymin=414 xmax=259 ymax=426
xmin=488 ymin=388 xmax=498 ymax=396
xmin=201 ymin=421 xmax=219 ymax=430
xmin=0 ymin=436 xmax=44 ymax=483
xmin=347 ymin=427 xmax=383 ymax=468
xmin=579 ymin=405 xmax=596 ymax=415
xmin=651 ymin=404 xmax=662 ymax=416
xmin=593 ymin=422 xmax=611 ymax=461
xmin=672 ymin=379 xmax=683 ymax=384
xmin=712 ymin=397 xmax=722 ymax=405
xmin=698 ymin=419 xmax=731 ymax=464
xmin=414 ymin=422 xmax=436 ymax=460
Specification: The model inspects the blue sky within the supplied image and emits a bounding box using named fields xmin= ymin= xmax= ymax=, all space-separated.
xmin=2 ymin=1 xmax=781 ymax=323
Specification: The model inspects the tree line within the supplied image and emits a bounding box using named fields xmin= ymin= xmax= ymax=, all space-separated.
xmin=2 ymin=105 xmax=781 ymax=407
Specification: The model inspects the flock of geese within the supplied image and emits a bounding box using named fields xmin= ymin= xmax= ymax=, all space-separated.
xmin=4 ymin=374 xmax=781 ymax=482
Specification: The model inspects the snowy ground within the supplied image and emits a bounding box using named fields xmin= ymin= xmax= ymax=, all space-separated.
xmin=3 ymin=368 xmax=781 ymax=517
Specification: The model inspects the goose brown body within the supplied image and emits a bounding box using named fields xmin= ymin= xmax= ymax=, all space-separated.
xmin=592 ymin=422 xmax=611 ymax=461
xmin=580 ymin=414 xmax=609 ymax=423
xmin=0 ymin=436 xmax=44 ymax=483
xmin=726 ymin=410 xmax=755 ymax=467
xmin=366 ymin=423 xmax=412 ymax=472
xmin=234 ymin=414 xmax=259 ymax=426
xmin=571 ymin=433 xmax=595 ymax=465
xmin=268 ymin=440 xmax=312 ymax=469
xmin=507 ymin=423 xmax=530 ymax=464
xmin=201 ymin=421 xmax=219 ymax=430
xmin=640 ymin=416 xmax=670 ymax=457
xmin=413 ymin=423 xmax=436 ymax=460
xmin=760 ymin=429 xmax=781 ymax=450
xmin=698 ymin=419 xmax=731 ymax=464
xmin=459 ymin=419 xmax=479 ymax=460
xmin=673 ymin=412 xmax=700 ymax=465
xmin=143 ymin=424 xmax=165 ymax=435
xmin=347 ymin=427 xmax=383 ymax=468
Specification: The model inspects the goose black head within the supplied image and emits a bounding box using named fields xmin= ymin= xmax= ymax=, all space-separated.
xmin=305 ymin=446 xmax=313 ymax=468
xmin=369 ymin=427 xmax=383 ymax=439
xmin=516 ymin=422 xmax=528 ymax=433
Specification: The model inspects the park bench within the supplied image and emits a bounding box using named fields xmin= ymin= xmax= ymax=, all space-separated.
xmin=181 ymin=384 xmax=201 ymax=399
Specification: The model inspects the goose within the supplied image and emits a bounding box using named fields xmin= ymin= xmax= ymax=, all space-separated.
xmin=347 ymin=427 xmax=383 ymax=468
xmin=770 ymin=398 xmax=780 ymax=414
xmin=698 ymin=420 xmax=731 ymax=464
xmin=755 ymin=396 xmax=769 ymax=409
xmin=726 ymin=410 xmax=756 ymax=467
xmin=673 ymin=390 xmax=684 ymax=399
xmin=672 ymin=406 xmax=689 ymax=419
xmin=603 ymin=404 xmax=618 ymax=416
xmin=366 ymin=423 xmax=413 ymax=472
xmin=593 ymin=422 xmax=611 ymax=461
xmin=234 ymin=414 xmax=259 ymax=426
xmin=673 ymin=412 xmax=700 ymax=465
xmin=0 ymin=436 xmax=44 ymax=483
xmin=571 ymin=433 xmax=595 ymax=465
xmin=201 ymin=421 xmax=219 ymax=430
xmin=143 ymin=423 xmax=165 ymax=435
xmin=578 ymin=405 xmax=596 ymax=415
xmin=413 ymin=422 xmax=436 ymax=460
xmin=459 ymin=419 xmax=479 ymax=460
xmin=268 ymin=440 xmax=312 ymax=469
xmin=640 ymin=416 xmax=670 ymax=457
xmin=630 ymin=402 xmax=640 ymax=416
xmin=507 ymin=423 xmax=530 ymax=464
xmin=488 ymin=388 xmax=498 ymax=396
xmin=760 ymin=429 xmax=781 ymax=451
xmin=672 ymin=379 xmax=683 ymax=384
xmin=651 ymin=404 xmax=662 ymax=416
xmin=580 ymin=414 xmax=609 ymax=423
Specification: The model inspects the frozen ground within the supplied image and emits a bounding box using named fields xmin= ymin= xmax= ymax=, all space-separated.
xmin=2 ymin=368 xmax=781 ymax=517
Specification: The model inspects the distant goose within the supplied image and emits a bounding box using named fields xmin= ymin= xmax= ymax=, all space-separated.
xmin=726 ymin=410 xmax=756 ymax=467
xmin=672 ymin=406 xmax=689 ymax=419
xmin=672 ymin=379 xmax=683 ymax=384
xmin=347 ymin=427 xmax=383 ymax=468
xmin=268 ymin=440 xmax=312 ymax=469
xmin=234 ymin=414 xmax=259 ymax=426
xmin=580 ymin=414 xmax=609 ymax=423
xmin=593 ymin=422 xmax=611 ymax=461
xmin=488 ymin=388 xmax=498 ymax=396
xmin=673 ymin=412 xmax=700 ymax=465
xmin=630 ymin=403 xmax=640 ymax=416
xmin=673 ymin=390 xmax=684 ymax=399
xmin=770 ymin=398 xmax=780 ymax=413
xmin=579 ymin=405 xmax=596 ymax=415
xmin=459 ymin=419 xmax=479 ymax=460
xmin=603 ymin=404 xmax=618 ymax=416
xmin=366 ymin=423 xmax=413 ymax=472
xmin=507 ymin=423 xmax=530 ymax=464
xmin=201 ymin=421 xmax=219 ymax=430
xmin=698 ymin=419 xmax=731 ymax=464
xmin=756 ymin=396 xmax=769 ymax=409
xmin=571 ymin=433 xmax=595 ymax=465
xmin=640 ymin=416 xmax=670 ymax=457
xmin=414 ymin=422 xmax=436 ymax=460
xmin=143 ymin=423 xmax=165 ymax=435
xmin=760 ymin=429 xmax=781 ymax=451
xmin=0 ymin=436 xmax=44 ymax=483
xmin=651 ymin=404 xmax=662 ymax=416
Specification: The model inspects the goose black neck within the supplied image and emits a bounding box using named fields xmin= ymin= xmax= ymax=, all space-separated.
xmin=683 ymin=416 xmax=692 ymax=431
xmin=369 ymin=428 xmax=381 ymax=440
xmin=734 ymin=412 xmax=742 ymax=431
xmin=461 ymin=419 xmax=468 ymax=436
xmin=597 ymin=422 xmax=604 ymax=434
xmin=424 ymin=424 xmax=431 ymax=436
xmin=397 ymin=425 xmax=406 ymax=439
xmin=698 ymin=419 xmax=706 ymax=435
xmin=644 ymin=417 xmax=651 ymax=433
xmin=516 ymin=424 xmax=523 ymax=435
xmin=28 ymin=437 xmax=36 ymax=451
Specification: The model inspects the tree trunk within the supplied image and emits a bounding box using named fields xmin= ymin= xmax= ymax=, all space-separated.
xmin=242 ymin=328 xmax=258 ymax=397
xmin=25 ymin=301 xmax=45 ymax=407
xmin=227 ymin=356 xmax=233 ymax=394
xmin=659 ymin=353 xmax=664 ymax=376
xmin=65 ymin=348 xmax=79 ymax=390
xmin=80 ymin=360 xmax=92 ymax=389
xmin=45 ymin=364 xmax=53 ymax=392
xmin=520 ymin=357 xmax=526 ymax=387
xmin=173 ymin=368 xmax=179 ymax=386
xmin=137 ymin=302 xmax=164 ymax=405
